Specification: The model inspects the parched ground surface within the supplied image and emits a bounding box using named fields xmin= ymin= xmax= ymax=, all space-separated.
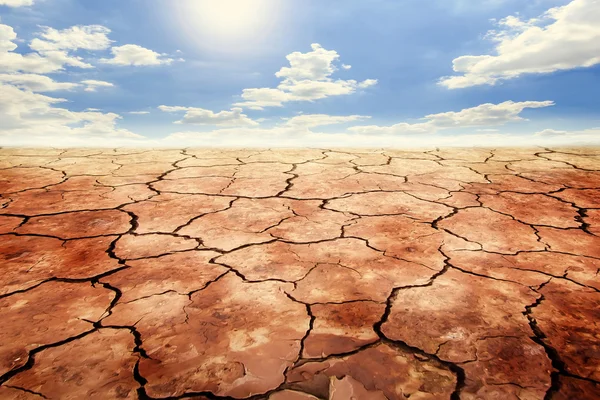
xmin=0 ymin=147 xmax=599 ymax=400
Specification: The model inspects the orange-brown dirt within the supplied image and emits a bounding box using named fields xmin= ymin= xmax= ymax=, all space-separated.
xmin=0 ymin=147 xmax=599 ymax=399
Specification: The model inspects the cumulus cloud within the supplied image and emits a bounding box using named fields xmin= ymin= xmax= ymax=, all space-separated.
xmin=100 ymin=44 xmax=174 ymax=66
xmin=129 ymin=111 xmax=150 ymax=115
xmin=0 ymin=73 xmax=79 ymax=92
xmin=234 ymin=44 xmax=377 ymax=109
xmin=535 ymin=127 xmax=600 ymax=136
xmin=81 ymin=79 xmax=114 ymax=92
xmin=159 ymin=105 xmax=258 ymax=126
xmin=1 ymin=23 xmax=64 ymax=73
xmin=1 ymin=22 xmax=178 ymax=73
xmin=0 ymin=83 xmax=142 ymax=138
xmin=439 ymin=0 xmax=600 ymax=88
xmin=30 ymin=25 xmax=112 ymax=52
xmin=348 ymin=100 xmax=554 ymax=135
xmin=0 ymin=23 xmax=108 ymax=73
xmin=27 ymin=25 xmax=113 ymax=70
xmin=0 ymin=0 xmax=33 ymax=7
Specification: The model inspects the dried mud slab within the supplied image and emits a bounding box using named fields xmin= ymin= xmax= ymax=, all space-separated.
xmin=480 ymin=192 xmax=580 ymax=228
xmin=287 ymin=343 xmax=456 ymax=400
xmin=0 ymin=386 xmax=38 ymax=399
xmin=267 ymin=200 xmax=355 ymax=242
xmin=0 ymin=167 xmax=64 ymax=193
xmin=16 ymin=210 xmax=131 ymax=239
xmin=465 ymin=174 xmax=563 ymax=194
xmin=520 ymin=169 xmax=600 ymax=188
xmin=585 ymin=209 xmax=600 ymax=235
xmin=381 ymin=269 xmax=538 ymax=361
xmin=101 ymin=251 xmax=226 ymax=302
xmin=326 ymin=191 xmax=452 ymax=221
xmin=553 ymin=188 xmax=600 ymax=207
xmin=0 ymin=281 xmax=114 ymax=376
xmin=544 ymin=152 xmax=600 ymax=170
xmin=269 ymin=390 xmax=320 ymax=399
xmin=461 ymin=337 xmax=551 ymax=399
xmin=0 ymin=235 xmax=120 ymax=295
xmin=123 ymin=193 xmax=234 ymax=234
xmin=113 ymin=233 xmax=198 ymax=259
xmin=381 ymin=269 xmax=552 ymax=396
xmin=104 ymin=274 xmax=309 ymax=398
xmin=0 ymin=216 xmax=23 ymax=234
xmin=328 ymin=376 xmax=388 ymax=400
xmin=3 ymin=184 xmax=154 ymax=215
xmin=345 ymin=215 xmax=447 ymax=270
xmin=178 ymin=198 xmax=294 ymax=250
xmin=4 ymin=329 xmax=139 ymax=399
xmin=538 ymin=227 xmax=600 ymax=258
xmin=533 ymin=279 xmax=600 ymax=381
xmin=447 ymin=250 xmax=600 ymax=290
xmin=554 ymin=376 xmax=600 ymax=400
xmin=220 ymin=239 xmax=435 ymax=303
xmin=438 ymin=207 xmax=545 ymax=254
xmin=287 ymin=165 xmax=407 ymax=199
xmin=303 ymin=301 xmax=385 ymax=358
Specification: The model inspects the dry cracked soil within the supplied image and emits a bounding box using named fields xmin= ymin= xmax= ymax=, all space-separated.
xmin=0 ymin=147 xmax=599 ymax=400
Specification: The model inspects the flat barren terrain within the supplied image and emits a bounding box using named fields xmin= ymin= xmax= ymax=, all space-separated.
xmin=1 ymin=147 xmax=599 ymax=400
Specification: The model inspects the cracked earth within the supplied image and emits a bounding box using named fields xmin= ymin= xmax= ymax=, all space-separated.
xmin=0 ymin=147 xmax=599 ymax=400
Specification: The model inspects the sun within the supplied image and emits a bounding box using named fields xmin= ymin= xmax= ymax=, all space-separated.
xmin=171 ymin=0 xmax=286 ymax=55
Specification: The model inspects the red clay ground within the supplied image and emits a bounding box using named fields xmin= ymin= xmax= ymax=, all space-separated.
xmin=0 ymin=147 xmax=599 ymax=400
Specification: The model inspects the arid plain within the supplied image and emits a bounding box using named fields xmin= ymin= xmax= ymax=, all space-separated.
xmin=1 ymin=147 xmax=599 ymax=400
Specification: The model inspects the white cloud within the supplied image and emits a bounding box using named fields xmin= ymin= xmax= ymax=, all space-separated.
xmin=27 ymin=25 xmax=113 ymax=71
xmin=0 ymin=73 xmax=79 ymax=92
xmin=0 ymin=23 xmax=100 ymax=73
xmin=162 ymin=126 xmax=600 ymax=148
xmin=1 ymin=23 xmax=61 ymax=73
xmin=81 ymin=79 xmax=114 ymax=92
xmin=30 ymin=25 xmax=112 ymax=52
xmin=158 ymin=105 xmax=258 ymax=126
xmin=129 ymin=111 xmax=150 ymax=115
xmin=535 ymin=127 xmax=600 ymax=136
xmin=342 ymin=64 xmax=352 ymax=70
xmin=440 ymin=0 xmax=600 ymax=88
xmin=100 ymin=44 xmax=174 ymax=66
xmin=0 ymin=0 xmax=33 ymax=7
xmin=234 ymin=43 xmax=377 ymax=109
xmin=276 ymin=44 xmax=340 ymax=81
xmin=477 ymin=128 xmax=500 ymax=132
xmin=283 ymin=113 xmax=370 ymax=128
xmin=424 ymin=100 xmax=554 ymax=127
xmin=358 ymin=79 xmax=378 ymax=89
xmin=163 ymin=113 xmax=373 ymax=146
xmin=348 ymin=100 xmax=554 ymax=135
xmin=159 ymin=100 xmax=555 ymax=147
xmin=0 ymin=83 xmax=142 ymax=138
xmin=2 ymin=22 xmax=178 ymax=73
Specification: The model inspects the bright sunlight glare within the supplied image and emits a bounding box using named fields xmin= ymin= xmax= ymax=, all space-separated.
xmin=170 ymin=0 xmax=287 ymax=55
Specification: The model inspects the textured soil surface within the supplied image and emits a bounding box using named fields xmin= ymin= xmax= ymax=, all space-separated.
xmin=0 ymin=147 xmax=599 ymax=400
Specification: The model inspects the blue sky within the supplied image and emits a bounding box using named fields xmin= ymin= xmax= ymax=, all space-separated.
xmin=1 ymin=0 xmax=599 ymax=146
